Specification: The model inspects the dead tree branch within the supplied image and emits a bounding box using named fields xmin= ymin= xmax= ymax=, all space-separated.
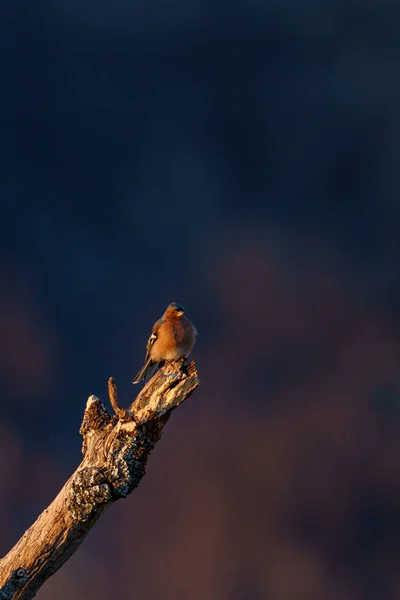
xmin=0 ymin=360 xmax=199 ymax=600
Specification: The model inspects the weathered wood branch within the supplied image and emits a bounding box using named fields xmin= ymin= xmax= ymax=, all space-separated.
xmin=0 ymin=360 xmax=199 ymax=600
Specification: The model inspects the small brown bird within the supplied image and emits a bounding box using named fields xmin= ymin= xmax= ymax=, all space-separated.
xmin=132 ymin=302 xmax=197 ymax=383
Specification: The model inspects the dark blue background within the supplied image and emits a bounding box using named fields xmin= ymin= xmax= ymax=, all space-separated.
xmin=1 ymin=2 xmax=400 ymax=598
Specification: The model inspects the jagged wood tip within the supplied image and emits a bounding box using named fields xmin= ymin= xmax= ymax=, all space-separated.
xmin=108 ymin=377 xmax=130 ymax=421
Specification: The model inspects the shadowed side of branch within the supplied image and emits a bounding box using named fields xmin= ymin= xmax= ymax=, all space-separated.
xmin=0 ymin=361 xmax=199 ymax=600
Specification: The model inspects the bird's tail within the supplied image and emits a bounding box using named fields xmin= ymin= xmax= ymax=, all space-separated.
xmin=132 ymin=357 xmax=153 ymax=384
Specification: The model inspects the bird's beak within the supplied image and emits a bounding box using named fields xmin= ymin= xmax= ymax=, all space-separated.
xmin=177 ymin=310 xmax=184 ymax=317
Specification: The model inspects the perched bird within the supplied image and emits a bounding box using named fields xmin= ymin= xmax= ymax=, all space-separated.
xmin=132 ymin=302 xmax=197 ymax=384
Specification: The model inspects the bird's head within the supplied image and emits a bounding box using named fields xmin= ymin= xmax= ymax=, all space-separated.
xmin=165 ymin=302 xmax=185 ymax=318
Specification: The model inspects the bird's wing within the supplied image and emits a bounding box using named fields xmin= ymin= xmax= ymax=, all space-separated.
xmin=144 ymin=317 xmax=163 ymax=361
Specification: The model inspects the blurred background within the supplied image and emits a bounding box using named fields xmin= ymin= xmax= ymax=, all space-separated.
xmin=1 ymin=1 xmax=400 ymax=598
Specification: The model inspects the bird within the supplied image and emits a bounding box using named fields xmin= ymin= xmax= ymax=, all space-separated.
xmin=132 ymin=302 xmax=197 ymax=384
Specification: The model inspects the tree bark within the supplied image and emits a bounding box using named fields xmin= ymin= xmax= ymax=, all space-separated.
xmin=0 ymin=360 xmax=199 ymax=600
